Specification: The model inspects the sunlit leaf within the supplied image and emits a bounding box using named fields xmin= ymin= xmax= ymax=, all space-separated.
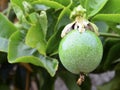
xmin=11 ymin=0 xmax=25 ymax=21
xmin=70 ymin=0 xmax=80 ymax=8
xmin=11 ymin=0 xmax=33 ymax=10
xmin=51 ymin=0 xmax=71 ymax=6
xmin=79 ymin=0 xmax=87 ymax=7
xmin=11 ymin=0 xmax=31 ymax=29
xmin=32 ymin=4 xmax=50 ymax=11
xmin=8 ymin=30 xmax=58 ymax=76
xmin=39 ymin=11 xmax=48 ymax=38
xmin=85 ymin=0 xmax=108 ymax=17
xmin=100 ymin=0 xmax=120 ymax=14
xmin=26 ymin=12 xmax=47 ymax=55
xmin=32 ymin=0 xmax=64 ymax=9
xmin=11 ymin=0 xmax=24 ymax=10
xmin=0 ymin=13 xmax=17 ymax=52
xmin=92 ymin=14 xmax=120 ymax=23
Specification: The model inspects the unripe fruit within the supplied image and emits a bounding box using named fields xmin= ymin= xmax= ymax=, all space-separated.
xmin=59 ymin=30 xmax=103 ymax=74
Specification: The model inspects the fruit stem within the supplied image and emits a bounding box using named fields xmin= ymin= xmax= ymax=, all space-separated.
xmin=99 ymin=32 xmax=120 ymax=38
xmin=77 ymin=72 xmax=85 ymax=85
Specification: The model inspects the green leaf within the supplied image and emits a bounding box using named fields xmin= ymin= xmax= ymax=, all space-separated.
xmin=103 ymin=42 xmax=120 ymax=70
xmin=95 ymin=21 xmax=109 ymax=32
xmin=28 ymin=12 xmax=38 ymax=23
xmin=100 ymin=0 xmax=120 ymax=14
xmin=59 ymin=71 xmax=81 ymax=90
xmin=8 ymin=30 xmax=58 ymax=76
xmin=12 ymin=56 xmax=58 ymax=77
xmin=32 ymin=0 xmax=64 ymax=9
xmin=39 ymin=72 xmax=56 ymax=90
xmin=92 ymin=14 xmax=120 ymax=23
xmin=46 ymin=7 xmax=71 ymax=55
xmin=11 ymin=0 xmax=25 ymax=21
xmin=39 ymin=11 xmax=48 ymax=38
xmin=0 ymin=84 xmax=10 ymax=90
xmin=32 ymin=4 xmax=50 ymax=11
xmin=114 ymin=62 xmax=120 ymax=71
xmin=0 ymin=13 xmax=17 ymax=52
xmin=85 ymin=0 xmax=108 ymax=17
xmin=110 ymin=23 xmax=120 ymax=35
xmin=11 ymin=0 xmax=24 ymax=10
xmin=95 ymin=38 xmax=120 ymax=72
xmin=54 ymin=7 xmax=71 ymax=32
xmin=46 ymin=30 xmax=61 ymax=55
xmin=97 ymin=71 xmax=120 ymax=90
xmin=8 ymin=30 xmax=37 ymax=60
xmin=11 ymin=0 xmax=31 ymax=29
xmin=11 ymin=0 xmax=33 ymax=11
xmin=26 ymin=12 xmax=47 ymax=55
xmin=46 ymin=9 xmax=59 ymax=40
xmin=51 ymin=0 xmax=71 ymax=6
xmin=70 ymin=0 xmax=80 ymax=9
xmin=79 ymin=0 xmax=87 ymax=7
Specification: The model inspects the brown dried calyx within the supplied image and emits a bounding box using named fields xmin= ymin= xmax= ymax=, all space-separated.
xmin=61 ymin=16 xmax=99 ymax=38
xmin=61 ymin=5 xmax=99 ymax=38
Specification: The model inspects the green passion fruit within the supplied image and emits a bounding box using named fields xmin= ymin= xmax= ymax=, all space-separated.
xmin=59 ymin=30 xmax=103 ymax=74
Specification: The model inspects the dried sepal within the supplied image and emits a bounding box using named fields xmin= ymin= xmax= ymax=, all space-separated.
xmin=89 ymin=22 xmax=99 ymax=36
xmin=74 ymin=16 xmax=89 ymax=33
xmin=61 ymin=22 xmax=75 ymax=38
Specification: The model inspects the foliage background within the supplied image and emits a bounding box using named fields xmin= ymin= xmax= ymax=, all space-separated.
xmin=0 ymin=0 xmax=120 ymax=90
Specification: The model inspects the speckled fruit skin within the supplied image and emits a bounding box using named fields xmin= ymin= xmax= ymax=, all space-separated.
xmin=59 ymin=30 xmax=103 ymax=74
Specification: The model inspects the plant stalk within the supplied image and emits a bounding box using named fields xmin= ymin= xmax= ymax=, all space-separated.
xmin=99 ymin=32 xmax=120 ymax=38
